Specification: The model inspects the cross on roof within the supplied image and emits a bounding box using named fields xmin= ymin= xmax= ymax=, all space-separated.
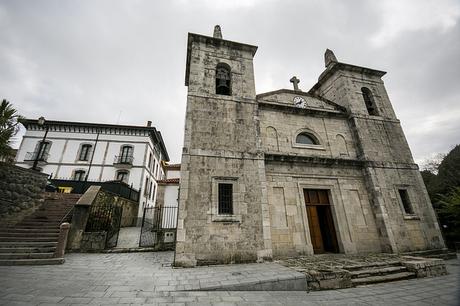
xmin=290 ymin=76 xmax=300 ymax=91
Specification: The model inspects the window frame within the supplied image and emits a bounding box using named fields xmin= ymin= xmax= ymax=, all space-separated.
xmin=396 ymin=187 xmax=419 ymax=219
xmin=292 ymin=129 xmax=325 ymax=150
xmin=361 ymin=87 xmax=379 ymax=116
xmin=116 ymin=170 xmax=129 ymax=183
xmin=211 ymin=177 xmax=241 ymax=222
xmin=73 ymin=169 xmax=86 ymax=181
xmin=215 ymin=63 xmax=232 ymax=96
xmin=78 ymin=143 xmax=93 ymax=161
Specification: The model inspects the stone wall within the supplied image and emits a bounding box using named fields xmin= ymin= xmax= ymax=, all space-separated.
xmin=0 ymin=162 xmax=48 ymax=223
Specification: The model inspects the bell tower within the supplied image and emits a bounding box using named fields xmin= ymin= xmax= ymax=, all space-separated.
xmin=310 ymin=50 xmax=445 ymax=253
xmin=175 ymin=26 xmax=272 ymax=267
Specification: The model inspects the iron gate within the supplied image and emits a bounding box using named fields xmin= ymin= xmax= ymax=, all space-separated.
xmin=139 ymin=206 xmax=177 ymax=247
xmin=86 ymin=203 xmax=123 ymax=248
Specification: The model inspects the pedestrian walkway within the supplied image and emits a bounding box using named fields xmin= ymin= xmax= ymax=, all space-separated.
xmin=0 ymin=251 xmax=458 ymax=305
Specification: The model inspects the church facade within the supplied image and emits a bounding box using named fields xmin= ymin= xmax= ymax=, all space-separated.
xmin=174 ymin=26 xmax=445 ymax=267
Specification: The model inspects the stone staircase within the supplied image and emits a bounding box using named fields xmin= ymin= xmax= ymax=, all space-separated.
xmin=0 ymin=193 xmax=81 ymax=265
xmin=344 ymin=260 xmax=416 ymax=286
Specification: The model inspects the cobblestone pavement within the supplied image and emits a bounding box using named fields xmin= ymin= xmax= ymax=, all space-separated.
xmin=0 ymin=251 xmax=458 ymax=305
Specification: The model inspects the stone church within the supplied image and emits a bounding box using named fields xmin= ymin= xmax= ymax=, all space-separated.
xmin=174 ymin=26 xmax=445 ymax=267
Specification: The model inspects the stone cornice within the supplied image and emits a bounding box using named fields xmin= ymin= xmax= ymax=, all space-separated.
xmin=185 ymin=32 xmax=258 ymax=86
xmin=258 ymin=101 xmax=347 ymax=118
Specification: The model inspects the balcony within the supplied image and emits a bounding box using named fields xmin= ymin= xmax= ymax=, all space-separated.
xmin=114 ymin=155 xmax=134 ymax=168
xmin=24 ymin=151 xmax=49 ymax=165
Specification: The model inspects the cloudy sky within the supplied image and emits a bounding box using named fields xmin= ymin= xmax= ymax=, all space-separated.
xmin=1 ymin=0 xmax=459 ymax=163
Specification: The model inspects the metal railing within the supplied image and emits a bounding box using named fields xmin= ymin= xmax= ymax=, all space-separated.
xmin=85 ymin=202 xmax=123 ymax=248
xmin=114 ymin=155 xmax=134 ymax=165
xmin=50 ymin=179 xmax=140 ymax=202
xmin=24 ymin=151 xmax=49 ymax=162
xmin=139 ymin=206 xmax=178 ymax=247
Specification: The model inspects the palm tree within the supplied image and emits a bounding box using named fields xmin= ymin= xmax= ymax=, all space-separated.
xmin=0 ymin=99 xmax=24 ymax=159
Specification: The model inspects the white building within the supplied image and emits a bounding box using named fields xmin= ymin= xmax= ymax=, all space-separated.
xmin=15 ymin=117 xmax=170 ymax=222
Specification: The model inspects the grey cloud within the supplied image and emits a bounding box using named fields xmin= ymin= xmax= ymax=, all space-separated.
xmin=0 ymin=0 xmax=458 ymax=162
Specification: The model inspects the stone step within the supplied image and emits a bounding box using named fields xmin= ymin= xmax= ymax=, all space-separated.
xmin=0 ymin=258 xmax=64 ymax=266
xmin=10 ymin=225 xmax=60 ymax=230
xmin=0 ymin=252 xmax=55 ymax=260
xmin=349 ymin=266 xmax=407 ymax=278
xmin=0 ymin=228 xmax=60 ymax=233
xmin=0 ymin=232 xmax=59 ymax=238
xmin=0 ymin=241 xmax=57 ymax=247
xmin=343 ymin=260 xmax=401 ymax=271
xmin=0 ymin=246 xmax=56 ymax=253
xmin=0 ymin=236 xmax=58 ymax=242
xmin=352 ymin=271 xmax=416 ymax=286
xmin=16 ymin=222 xmax=61 ymax=227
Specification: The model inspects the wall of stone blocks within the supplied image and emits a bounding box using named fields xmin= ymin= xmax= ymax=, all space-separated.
xmin=0 ymin=161 xmax=47 ymax=223
xmin=176 ymin=154 xmax=267 ymax=266
xmin=265 ymin=161 xmax=382 ymax=257
xmin=259 ymin=106 xmax=358 ymax=159
xmin=369 ymin=167 xmax=445 ymax=252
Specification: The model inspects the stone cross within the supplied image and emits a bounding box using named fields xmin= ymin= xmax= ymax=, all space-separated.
xmin=290 ymin=76 xmax=300 ymax=91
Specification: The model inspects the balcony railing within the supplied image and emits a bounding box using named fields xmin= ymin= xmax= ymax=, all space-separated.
xmin=24 ymin=151 xmax=49 ymax=162
xmin=114 ymin=155 xmax=134 ymax=165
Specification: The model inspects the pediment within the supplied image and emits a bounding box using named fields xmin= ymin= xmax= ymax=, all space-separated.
xmin=256 ymin=89 xmax=346 ymax=112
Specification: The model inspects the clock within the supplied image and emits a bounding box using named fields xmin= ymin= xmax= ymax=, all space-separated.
xmin=293 ymin=96 xmax=306 ymax=108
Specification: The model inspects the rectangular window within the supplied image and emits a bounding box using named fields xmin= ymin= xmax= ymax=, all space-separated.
xmin=398 ymin=189 xmax=414 ymax=215
xmin=218 ymin=183 xmax=233 ymax=215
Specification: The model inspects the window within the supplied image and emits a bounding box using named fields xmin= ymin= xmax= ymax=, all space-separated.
xmin=116 ymin=170 xmax=129 ymax=183
xmin=215 ymin=63 xmax=231 ymax=95
xmin=36 ymin=141 xmax=51 ymax=160
xmin=218 ymin=183 xmax=233 ymax=215
xmin=78 ymin=144 xmax=92 ymax=161
xmin=151 ymin=184 xmax=156 ymax=201
xmin=144 ymin=177 xmax=149 ymax=196
xmin=296 ymin=133 xmax=319 ymax=145
xmin=361 ymin=87 xmax=378 ymax=116
xmin=74 ymin=170 xmax=86 ymax=181
xmin=398 ymin=189 xmax=414 ymax=215
xmin=148 ymin=153 xmax=152 ymax=169
xmin=120 ymin=145 xmax=133 ymax=163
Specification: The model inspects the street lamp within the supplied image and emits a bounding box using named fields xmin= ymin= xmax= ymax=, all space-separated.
xmin=32 ymin=116 xmax=49 ymax=171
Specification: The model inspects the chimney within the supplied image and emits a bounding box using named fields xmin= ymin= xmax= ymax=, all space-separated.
xmin=146 ymin=121 xmax=152 ymax=127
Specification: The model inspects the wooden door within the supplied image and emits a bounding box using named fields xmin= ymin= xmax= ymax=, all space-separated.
xmin=306 ymin=205 xmax=324 ymax=253
xmin=304 ymin=189 xmax=339 ymax=254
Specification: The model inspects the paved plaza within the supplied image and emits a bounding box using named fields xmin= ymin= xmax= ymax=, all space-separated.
xmin=0 ymin=251 xmax=458 ymax=305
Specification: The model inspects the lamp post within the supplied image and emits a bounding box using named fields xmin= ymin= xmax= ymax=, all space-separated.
xmin=32 ymin=116 xmax=49 ymax=171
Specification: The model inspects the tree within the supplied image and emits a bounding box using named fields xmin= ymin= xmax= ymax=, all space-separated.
xmin=0 ymin=99 xmax=24 ymax=159
xmin=437 ymin=187 xmax=460 ymax=247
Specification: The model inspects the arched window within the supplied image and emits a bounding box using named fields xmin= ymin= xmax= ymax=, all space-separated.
xmin=116 ymin=170 xmax=129 ymax=183
xmin=74 ymin=170 xmax=86 ymax=181
xmin=215 ymin=63 xmax=231 ymax=95
xmin=361 ymin=87 xmax=378 ymax=116
xmin=296 ymin=132 xmax=319 ymax=145
xmin=78 ymin=144 xmax=92 ymax=161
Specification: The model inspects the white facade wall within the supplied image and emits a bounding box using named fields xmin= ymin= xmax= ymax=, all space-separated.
xmin=15 ymin=122 xmax=169 ymax=222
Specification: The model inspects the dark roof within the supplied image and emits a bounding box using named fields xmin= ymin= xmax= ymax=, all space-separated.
xmin=185 ymin=32 xmax=258 ymax=86
xmin=163 ymin=163 xmax=181 ymax=170
xmin=21 ymin=118 xmax=170 ymax=161
xmin=157 ymin=178 xmax=180 ymax=185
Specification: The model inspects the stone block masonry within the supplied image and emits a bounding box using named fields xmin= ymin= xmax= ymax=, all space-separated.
xmin=0 ymin=161 xmax=48 ymax=223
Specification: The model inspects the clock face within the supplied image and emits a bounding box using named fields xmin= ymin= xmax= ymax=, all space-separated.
xmin=293 ymin=96 xmax=306 ymax=108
